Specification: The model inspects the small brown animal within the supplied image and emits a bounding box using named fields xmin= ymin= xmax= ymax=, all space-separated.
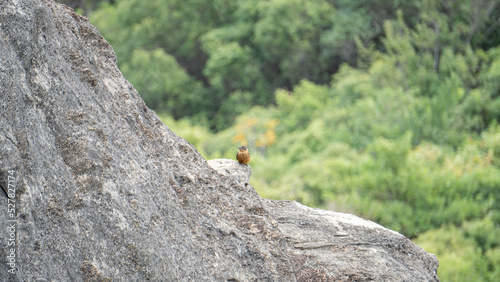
xmin=236 ymin=146 xmax=251 ymax=164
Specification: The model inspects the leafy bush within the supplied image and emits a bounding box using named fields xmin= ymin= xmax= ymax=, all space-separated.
xmin=415 ymin=216 xmax=500 ymax=282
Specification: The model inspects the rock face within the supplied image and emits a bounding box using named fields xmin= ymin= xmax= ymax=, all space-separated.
xmin=207 ymin=159 xmax=252 ymax=187
xmin=0 ymin=0 xmax=439 ymax=281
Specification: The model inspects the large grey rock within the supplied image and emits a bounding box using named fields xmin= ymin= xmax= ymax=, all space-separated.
xmin=207 ymin=159 xmax=252 ymax=187
xmin=0 ymin=0 xmax=439 ymax=281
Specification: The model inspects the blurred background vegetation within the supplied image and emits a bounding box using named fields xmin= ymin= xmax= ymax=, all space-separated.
xmin=60 ymin=0 xmax=500 ymax=280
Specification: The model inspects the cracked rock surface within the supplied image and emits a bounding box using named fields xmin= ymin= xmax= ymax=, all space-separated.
xmin=0 ymin=0 xmax=439 ymax=281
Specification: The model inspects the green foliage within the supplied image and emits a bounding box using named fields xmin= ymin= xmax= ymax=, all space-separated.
xmin=415 ymin=217 xmax=500 ymax=282
xmin=121 ymin=48 xmax=204 ymax=119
